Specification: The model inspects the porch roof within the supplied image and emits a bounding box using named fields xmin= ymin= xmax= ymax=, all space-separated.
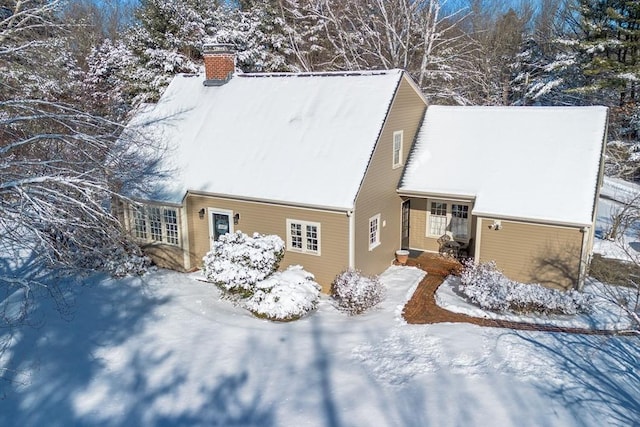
xmin=399 ymin=105 xmax=608 ymax=226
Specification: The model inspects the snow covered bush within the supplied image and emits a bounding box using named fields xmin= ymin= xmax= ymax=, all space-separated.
xmin=331 ymin=269 xmax=385 ymax=315
xmin=245 ymin=266 xmax=321 ymax=321
xmin=202 ymin=231 xmax=284 ymax=296
xmin=459 ymin=261 xmax=591 ymax=315
xmin=103 ymin=241 xmax=151 ymax=278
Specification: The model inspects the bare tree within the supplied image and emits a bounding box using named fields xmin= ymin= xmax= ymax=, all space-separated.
xmin=292 ymin=0 xmax=477 ymax=103
xmin=591 ymin=189 xmax=640 ymax=333
xmin=0 ymin=0 xmax=165 ymax=327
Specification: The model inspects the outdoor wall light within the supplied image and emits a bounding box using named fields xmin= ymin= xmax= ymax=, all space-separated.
xmin=234 ymin=213 xmax=240 ymax=224
xmin=488 ymin=220 xmax=502 ymax=231
xmin=199 ymin=208 xmax=205 ymax=219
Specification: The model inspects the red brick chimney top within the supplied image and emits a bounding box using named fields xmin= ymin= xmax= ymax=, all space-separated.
xmin=203 ymin=44 xmax=235 ymax=86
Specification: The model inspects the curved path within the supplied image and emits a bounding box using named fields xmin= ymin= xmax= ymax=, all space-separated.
xmin=400 ymin=255 xmax=635 ymax=336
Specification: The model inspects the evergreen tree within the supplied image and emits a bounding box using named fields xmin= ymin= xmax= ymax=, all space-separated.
xmin=575 ymin=0 xmax=640 ymax=106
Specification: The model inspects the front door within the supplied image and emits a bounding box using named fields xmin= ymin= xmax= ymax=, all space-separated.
xmin=209 ymin=209 xmax=234 ymax=245
xmin=401 ymin=200 xmax=410 ymax=249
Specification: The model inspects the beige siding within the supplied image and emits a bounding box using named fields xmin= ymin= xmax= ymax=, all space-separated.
xmin=407 ymin=198 xmax=440 ymax=252
xmin=185 ymin=194 xmax=349 ymax=292
xmin=354 ymin=75 xmax=427 ymax=275
xmin=477 ymin=218 xmax=584 ymax=290
xmin=141 ymin=244 xmax=188 ymax=271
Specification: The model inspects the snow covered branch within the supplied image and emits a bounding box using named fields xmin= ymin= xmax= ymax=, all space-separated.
xmin=0 ymin=99 xmax=159 ymax=285
xmin=0 ymin=0 xmax=64 ymax=56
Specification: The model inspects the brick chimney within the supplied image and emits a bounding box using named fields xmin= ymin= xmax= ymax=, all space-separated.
xmin=203 ymin=44 xmax=236 ymax=86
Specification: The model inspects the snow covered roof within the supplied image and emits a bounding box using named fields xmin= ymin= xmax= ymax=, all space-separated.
xmin=399 ymin=105 xmax=608 ymax=226
xmin=132 ymin=70 xmax=405 ymax=209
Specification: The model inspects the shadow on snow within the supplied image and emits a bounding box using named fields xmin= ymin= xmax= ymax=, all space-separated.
xmin=514 ymin=331 xmax=640 ymax=426
xmin=0 ymin=264 xmax=274 ymax=427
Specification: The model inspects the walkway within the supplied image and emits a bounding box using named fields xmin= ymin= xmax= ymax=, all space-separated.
xmin=401 ymin=252 xmax=634 ymax=335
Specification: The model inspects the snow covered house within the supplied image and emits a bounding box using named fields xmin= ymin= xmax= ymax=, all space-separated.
xmin=399 ymin=106 xmax=609 ymax=289
xmin=124 ymin=45 xmax=608 ymax=291
xmin=123 ymin=45 xmax=428 ymax=291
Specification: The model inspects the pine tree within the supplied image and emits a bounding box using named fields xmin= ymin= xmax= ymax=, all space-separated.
xmin=576 ymin=0 xmax=640 ymax=106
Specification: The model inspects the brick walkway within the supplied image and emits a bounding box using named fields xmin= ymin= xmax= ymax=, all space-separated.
xmin=401 ymin=253 xmax=634 ymax=335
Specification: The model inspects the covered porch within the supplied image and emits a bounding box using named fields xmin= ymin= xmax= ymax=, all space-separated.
xmin=400 ymin=197 xmax=478 ymax=260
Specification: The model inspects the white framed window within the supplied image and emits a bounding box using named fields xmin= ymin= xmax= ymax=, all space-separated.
xmin=451 ymin=204 xmax=469 ymax=240
xmin=428 ymin=202 xmax=447 ymax=236
xmin=368 ymin=214 xmax=381 ymax=250
xmin=130 ymin=204 xmax=181 ymax=246
xmin=392 ymin=130 xmax=403 ymax=168
xmin=426 ymin=200 xmax=471 ymax=241
xmin=286 ymin=219 xmax=321 ymax=255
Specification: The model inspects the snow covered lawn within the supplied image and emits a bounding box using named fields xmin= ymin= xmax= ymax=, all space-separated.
xmin=1 ymin=266 xmax=639 ymax=426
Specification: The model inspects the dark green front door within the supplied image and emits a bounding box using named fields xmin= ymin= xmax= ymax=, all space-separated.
xmin=212 ymin=213 xmax=230 ymax=241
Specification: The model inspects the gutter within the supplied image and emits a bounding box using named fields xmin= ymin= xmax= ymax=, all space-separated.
xmin=185 ymin=190 xmax=352 ymax=214
xmin=470 ymin=211 xmax=593 ymax=229
xmin=397 ymin=189 xmax=476 ymax=202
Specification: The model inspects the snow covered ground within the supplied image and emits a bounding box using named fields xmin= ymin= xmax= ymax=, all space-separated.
xmin=1 ymin=176 xmax=640 ymax=426
xmin=594 ymin=177 xmax=640 ymax=260
xmin=1 ymin=265 xmax=639 ymax=426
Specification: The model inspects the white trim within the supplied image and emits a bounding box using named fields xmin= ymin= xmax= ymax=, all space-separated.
xmin=578 ymin=225 xmax=591 ymax=290
xmin=348 ymin=210 xmax=355 ymax=268
xmin=474 ymin=218 xmax=483 ymax=263
xmin=392 ymin=130 xmax=404 ymax=169
xmin=207 ymin=208 xmax=234 ymax=249
xmin=286 ymin=219 xmax=321 ymax=256
xmin=185 ymin=191 xmax=351 ymax=213
xmin=129 ymin=203 xmax=182 ymax=247
xmin=368 ymin=214 xmax=381 ymax=251
xmin=181 ymin=205 xmax=191 ymax=270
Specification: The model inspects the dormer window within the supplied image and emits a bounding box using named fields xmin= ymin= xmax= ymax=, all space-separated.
xmin=392 ymin=130 xmax=403 ymax=168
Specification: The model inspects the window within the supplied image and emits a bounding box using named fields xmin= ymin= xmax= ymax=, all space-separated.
xmin=451 ymin=204 xmax=469 ymax=240
xmin=149 ymin=207 xmax=162 ymax=241
xmin=286 ymin=219 xmax=321 ymax=255
xmin=369 ymin=214 xmax=381 ymax=250
xmin=392 ymin=130 xmax=403 ymax=168
xmin=164 ymin=209 xmax=179 ymax=244
xmin=133 ymin=209 xmax=147 ymax=239
xmin=429 ymin=202 xmax=447 ymax=236
xmin=130 ymin=204 xmax=181 ymax=246
xmin=426 ymin=200 xmax=471 ymax=241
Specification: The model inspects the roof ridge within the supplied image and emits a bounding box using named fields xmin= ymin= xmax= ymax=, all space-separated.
xmin=236 ymin=69 xmax=402 ymax=79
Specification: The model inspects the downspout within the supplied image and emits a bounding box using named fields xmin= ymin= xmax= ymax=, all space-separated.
xmin=577 ymin=226 xmax=590 ymax=290
xmin=348 ymin=210 xmax=355 ymax=269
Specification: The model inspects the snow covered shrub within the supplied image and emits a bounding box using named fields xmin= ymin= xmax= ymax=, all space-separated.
xmin=103 ymin=241 xmax=151 ymax=278
xmin=245 ymin=266 xmax=321 ymax=321
xmin=202 ymin=231 xmax=285 ymax=295
xmin=459 ymin=260 xmax=591 ymax=315
xmin=331 ymin=269 xmax=385 ymax=315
